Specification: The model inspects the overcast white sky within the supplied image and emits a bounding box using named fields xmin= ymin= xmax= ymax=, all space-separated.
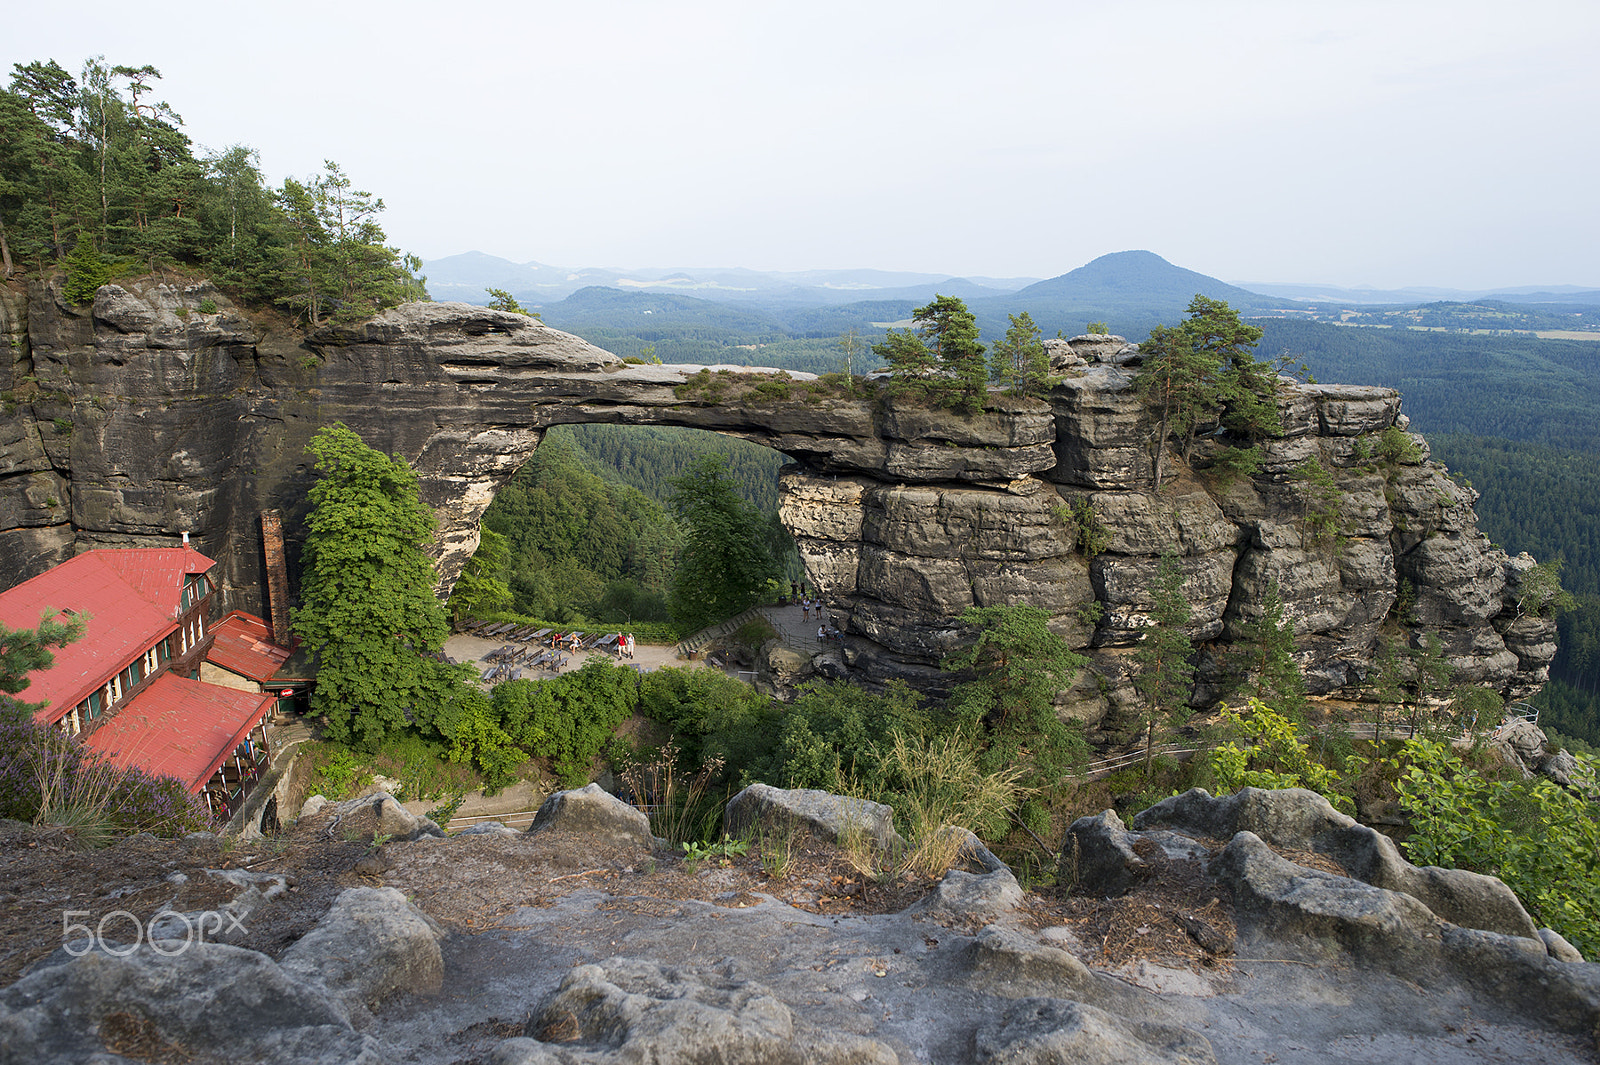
xmin=8 ymin=0 xmax=1597 ymax=288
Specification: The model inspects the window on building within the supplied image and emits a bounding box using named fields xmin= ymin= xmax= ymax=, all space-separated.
xmin=180 ymin=574 xmax=212 ymax=612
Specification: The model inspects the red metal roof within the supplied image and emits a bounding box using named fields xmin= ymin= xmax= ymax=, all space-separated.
xmin=0 ymin=548 xmax=215 ymax=720
xmin=84 ymin=673 xmax=273 ymax=794
xmin=206 ymin=611 xmax=296 ymax=684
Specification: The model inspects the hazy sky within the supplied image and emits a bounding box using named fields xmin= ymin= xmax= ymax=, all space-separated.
xmin=8 ymin=0 xmax=1597 ymax=288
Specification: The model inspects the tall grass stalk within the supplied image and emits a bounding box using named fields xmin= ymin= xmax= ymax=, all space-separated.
xmin=619 ymin=741 xmax=726 ymax=844
xmin=33 ymin=732 xmax=123 ymax=848
xmin=836 ymin=729 xmax=1029 ymax=879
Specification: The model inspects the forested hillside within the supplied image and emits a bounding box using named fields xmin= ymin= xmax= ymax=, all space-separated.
xmin=556 ymin=425 xmax=791 ymax=513
xmin=1427 ymin=435 xmax=1600 ymax=745
xmin=1254 ymin=322 xmax=1600 ymax=450
xmin=476 ymin=426 xmax=796 ymax=627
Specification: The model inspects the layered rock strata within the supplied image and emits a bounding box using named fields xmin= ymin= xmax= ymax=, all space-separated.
xmin=0 ymin=282 xmax=1554 ymax=720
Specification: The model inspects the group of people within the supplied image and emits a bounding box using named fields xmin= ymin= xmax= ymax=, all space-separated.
xmin=617 ymin=633 xmax=636 ymax=659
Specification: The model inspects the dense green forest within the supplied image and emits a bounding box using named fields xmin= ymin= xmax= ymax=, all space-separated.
xmin=479 ymin=435 xmax=683 ymax=624
xmin=473 ymin=426 xmax=797 ymax=628
xmin=0 ymin=58 xmax=424 ymax=321
xmin=556 ymin=424 xmax=792 ymax=512
xmin=1254 ymin=321 xmax=1600 ymax=451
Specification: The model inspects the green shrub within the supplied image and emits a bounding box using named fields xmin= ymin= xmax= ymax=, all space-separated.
xmin=1207 ymin=698 xmax=1352 ymax=812
xmin=1391 ymin=737 xmax=1600 ymax=956
xmin=306 ymin=744 xmax=371 ymax=800
xmin=198 ymin=298 xmax=218 ymax=314
xmin=491 ymin=658 xmax=639 ymax=787
xmin=751 ymin=679 xmax=930 ymax=791
xmin=1377 ymin=426 xmax=1423 ymax=465
xmin=637 ymin=666 xmax=779 ymax=774
xmin=1053 ymin=499 xmax=1111 ymax=558
xmin=731 ymin=616 xmax=778 ymax=655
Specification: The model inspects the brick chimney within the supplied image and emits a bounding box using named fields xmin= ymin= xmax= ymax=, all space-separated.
xmin=260 ymin=510 xmax=292 ymax=648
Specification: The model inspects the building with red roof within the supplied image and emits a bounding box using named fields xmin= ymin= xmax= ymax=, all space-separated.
xmin=0 ymin=546 xmax=291 ymax=819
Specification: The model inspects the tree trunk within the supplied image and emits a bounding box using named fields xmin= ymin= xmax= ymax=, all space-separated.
xmin=0 ymin=211 xmax=13 ymax=280
xmin=1152 ymin=394 xmax=1171 ymax=488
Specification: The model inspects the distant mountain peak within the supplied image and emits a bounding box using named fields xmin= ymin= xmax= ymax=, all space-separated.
xmin=1015 ymin=251 xmax=1269 ymax=310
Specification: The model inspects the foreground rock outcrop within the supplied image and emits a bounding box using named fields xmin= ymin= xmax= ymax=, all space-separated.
xmin=1 ymin=284 xmax=1554 ymax=714
xmin=2 ymin=785 xmax=1597 ymax=1064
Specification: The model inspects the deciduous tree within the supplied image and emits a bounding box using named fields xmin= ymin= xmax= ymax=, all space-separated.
xmin=292 ymin=425 xmax=470 ymax=749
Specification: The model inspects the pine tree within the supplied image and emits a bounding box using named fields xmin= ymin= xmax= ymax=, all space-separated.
xmin=991 ymin=310 xmax=1051 ymax=397
xmin=1134 ymin=295 xmax=1274 ymax=486
xmin=1236 ymin=581 xmax=1306 ymax=720
xmin=1132 ymin=551 xmax=1195 ymax=778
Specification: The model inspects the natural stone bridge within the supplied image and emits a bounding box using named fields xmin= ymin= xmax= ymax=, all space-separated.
xmin=0 ymin=284 xmax=1554 ymax=733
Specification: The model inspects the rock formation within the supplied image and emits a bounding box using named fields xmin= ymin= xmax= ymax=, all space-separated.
xmin=0 ymin=279 xmax=1555 ymax=721
xmin=4 ymin=786 xmax=1597 ymax=1064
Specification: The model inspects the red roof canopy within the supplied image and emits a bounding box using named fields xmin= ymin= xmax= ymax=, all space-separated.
xmin=206 ymin=611 xmax=295 ymax=684
xmin=84 ymin=673 xmax=272 ymax=794
xmin=0 ymin=548 xmax=215 ymax=721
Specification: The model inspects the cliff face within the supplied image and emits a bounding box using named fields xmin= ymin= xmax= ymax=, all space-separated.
xmin=0 ymin=281 xmax=1554 ymax=720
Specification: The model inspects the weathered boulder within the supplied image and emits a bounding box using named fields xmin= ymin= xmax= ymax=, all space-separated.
xmin=1061 ymin=810 xmax=1150 ymax=896
xmin=973 ymin=998 xmax=1216 ymax=1065
xmin=963 ymin=925 xmax=1098 ymax=998
xmin=490 ymin=958 xmax=897 ymax=1065
xmin=1497 ymin=718 xmax=1549 ymax=764
xmin=1208 ymin=832 xmax=1600 ymax=1034
xmin=530 ymin=783 xmax=655 ymax=848
xmin=723 ymin=783 xmax=903 ymax=852
xmin=1540 ymin=749 xmax=1587 ymax=789
xmin=0 ymin=941 xmax=377 ymax=1064
xmin=1133 ymin=788 xmax=1541 ymax=939
xmin=907 ymin=868 xmax=1025 ymax=922
xmin=277 ymin=886 xmax=444 ymax=1015
xmin=1540 ymin=927 xmax=1588 ymax=963
xmin=374 ymin=794 xmax=446 ymax=842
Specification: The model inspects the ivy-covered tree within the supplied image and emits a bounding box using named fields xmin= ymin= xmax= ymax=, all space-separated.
xmin=941 ymin=604 xmax=1089 ymax=781
xmin=292 ymin=425 xmax=470 ymax=749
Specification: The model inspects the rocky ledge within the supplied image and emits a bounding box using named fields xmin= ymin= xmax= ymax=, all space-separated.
xmin=0 ymin=287 xmax=1555 ymax=715
xmin=1 ymin=785 xmax=1595 ymax=1065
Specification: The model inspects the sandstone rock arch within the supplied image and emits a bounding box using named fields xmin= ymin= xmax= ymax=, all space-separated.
xmin=0 ymin=287 xmax=1555 ymax=728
